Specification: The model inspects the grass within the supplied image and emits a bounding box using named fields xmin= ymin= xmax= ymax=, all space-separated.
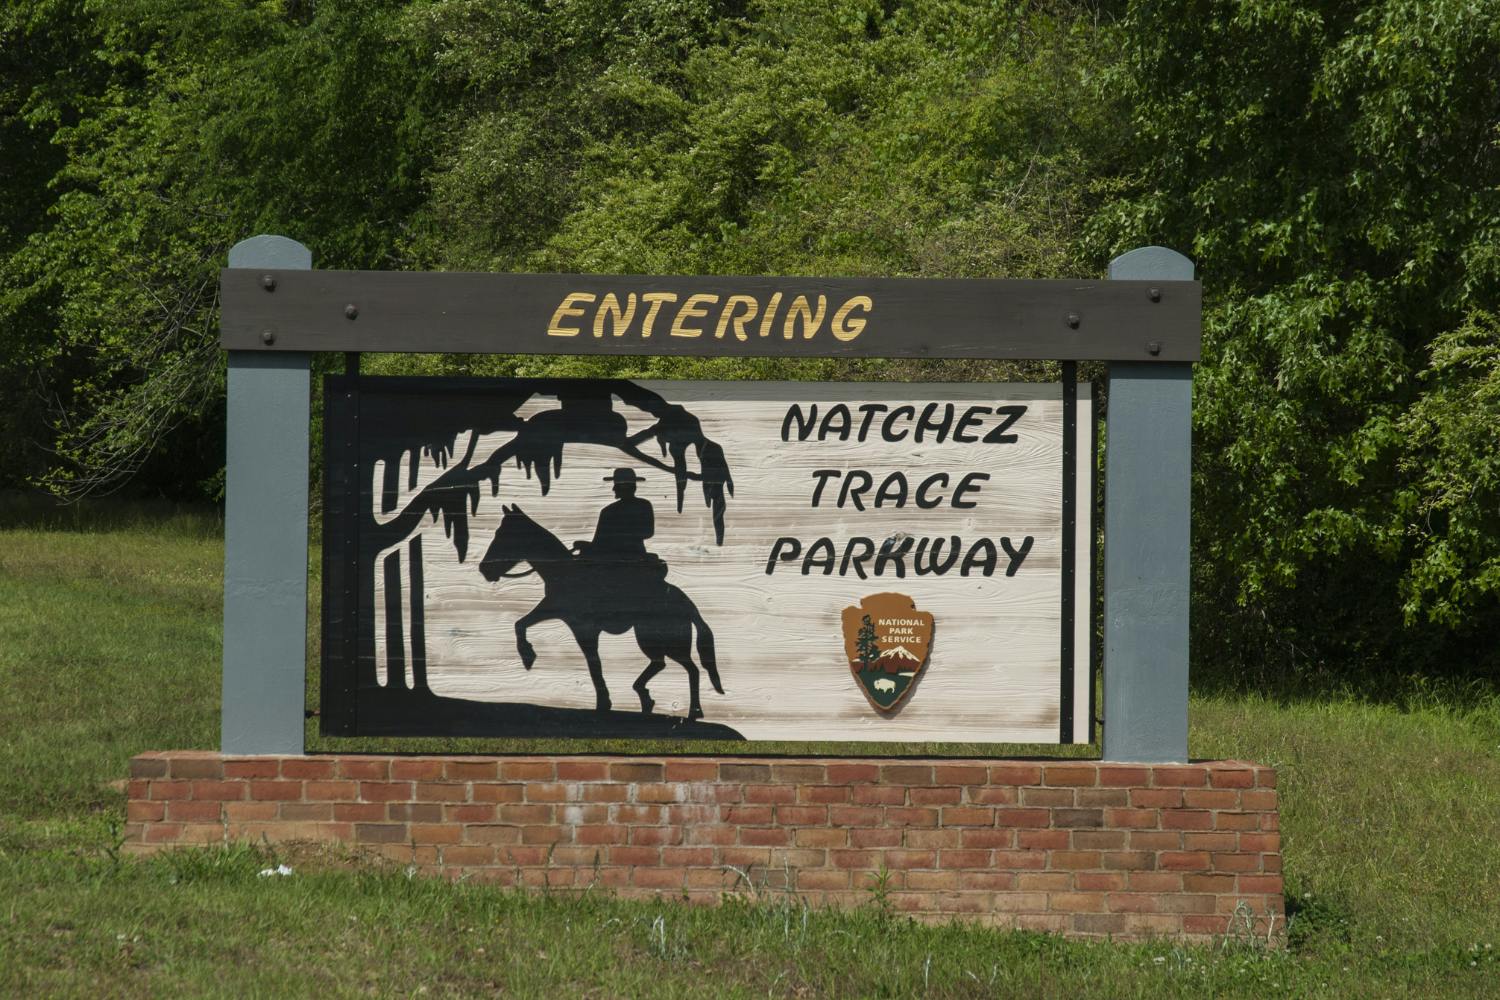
xmin=2 ymin=502 xmax=1499 ymax=996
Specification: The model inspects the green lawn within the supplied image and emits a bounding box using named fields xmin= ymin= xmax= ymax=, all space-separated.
xmin=1 ymin=506 xmax=1497 ymax=997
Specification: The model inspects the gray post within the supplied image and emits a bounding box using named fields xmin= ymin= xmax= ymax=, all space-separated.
xmin=1102 ymin=246 xmax=1195 ymax=762
xmin=222 ymin=235 xmax=312 ymax=754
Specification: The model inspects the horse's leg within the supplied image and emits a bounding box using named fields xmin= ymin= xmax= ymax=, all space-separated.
xmin=632 ymin=657 xmax=666 ymax=715
xmin=573 ymin=629 xmax=611 ymax=713
xmin=665 ymin=646 xmax=703 ymax=721
xmin=514 ymin=604 xmax=554 ymax=670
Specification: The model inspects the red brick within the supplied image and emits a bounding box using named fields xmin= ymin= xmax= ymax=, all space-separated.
xmin=359 ymin=782 xmax=413 ymax=803
xmin=1161 ymin=851 xmax=1211 ymax=870
xmin=305 ymin=780 xmax=358 ymax=801
xmin=1183 ymin=914 xmax=1229 ymax=935
xmin=1106 ymin=892 xmax=1159 ymax=913
xmin=1183 ymin=789 xmax=1238 ymax=809
xmin=1241 ymin=789 xmax=1278 ymax=811
xmin=1076 ymin=872 xmax=1127 ymax=892
xmin=1128 ymin=872 xmax=1183 ymax=892
xmin=1016 ymin=872 xmax=1073 ymax=891
xmin=797 ymin=870 xmax=851 ymax=890
xmin=1123 ymin=914 xmax=1181 ymax=935
xmin=127 ymin=800 xmax=165 ymax=823
xmin=1162 ymin=810 xmax=1212 ymax=830
xmin=720 ymin=762 xmax=772 ymax=782
xmin=961 ymin=828 xmax=1014 ymax=849
xmin=130 ymin=755 xmax=169 ymax=779
xmin=1211 ymin=853 xmax=1260 ymax=873
xmin=1152 ymin=766 xmax=1206 ymax=788
xmin=1183 ymin=873 xmax=1235 ymax=894
xmin=993 ymin=850 xmax=1048 ymax=870
xmin=465 ymin=825 xmax=521 ymax=845
xmin=1183 ymin=832 xmax=1237 ymax=852
xmin=1237 ymin=875 xmax=1284 ymax=895
xmin=1074 ymin=913 xmax=1129 ymax=935
xmin=355 ymin=823 xmax=407 ymax=844
xmin=1129 ymin=831 xmax=1182 ymax=851
xmin=1255 ymin=768 xmax=1277 ymax=788
xmin=829 ymin=805 xmax=882 ymax=827
xmin=445 ymin=804 xmax=495 ymax=823
xmin=338 ymin=759 xmax=390 ymax=780
xmin=391 ymin=760 xmax=445 ymax=781
xmin=387 ymin=802 xmax=442 ymax=823
xmin=191 ymin=780 xmax=244 ymax=802
xmin=939 ymin=850 xmax=991 ymax=869
xmin=609 ymin=762 xmax=664 ymax=783
xmin=442 ymin=845 xmax=496 ymax=865
xmin=851 ymin=827 xmax=901 ymax=848
xmin=1050 ymin=892 xmax=1107 ymax=913
xmin=685 ymin=825 xmax=735 ymax=846
xmin=1212 ymin=811 xmax=1256 ymax=831
xmin=223 ymin=760 xmax=279 ymax=779
xmin=165 ymin=800 xmax=223 ymax=823
xmin=887 ymin=807 xmax=938 ymax=828
xmin=995 ymin=808 xmax=1051 ymax=828
xmin=1051 ymin=851 xmax=1101 ymax=870
xmin=990 ymin=764 xmax=1043 ymax=786
xmin=575 ymin=825 xmax=626 ymax=846
xmin=126 ymin=780 xmax=150 ymax=800
xmin=249 ymin=781 xmax=302 ymax=801
xmin=1075 ymin=789 xmax=1129 ymax=808
xmin=1131 ymin=788 xmax=1183 ymax=808
xmin=721 ymin=805 xmax=772 ymax=825
xmin=744 ymin=784 xmax=796 ymax=804
xmin=521 ymin=825 xmax=568 ymax=845
xmin=224 ymin=801 xmax=278 ymax=822
xmin=882 ymin=764 xmax=934 ymax=785
xmin=631 ymin=826 xmax=682 ymax=847
xmin=410 ymin=824 xmax=462 ymax=844
xmin=143 ymin=823 xmax=184 ymax=843
xmin=1021 ymin=788 xmax=1075 ymax=807
xmin=774 ymin=803 xmax=834 ymax=827
xmin=825 ymin=763 xmax=880 ymax=783
xmin=614 ymin=804 xmax=663 ymax=824
xmin=1102 ymin=851 xmax=1155 ymax=871
xmin=149 ymin=781 xmax=191 ymax=801
xmin=1105 ymin=808 xmax=1158 ymax=829
xmin=169 ymin=756 xmax=224 ymax=780
xmin=830 ymin=849 xmax=873 ymax=870
xmin=934 ymin=765 xmax=989 ymax=785
xmin=905 ymin=871 xmax=960 ymax=890
xmin=970 ymin=786 xmax=1019 ymax=805
xmin=498 ymin=804 xmax=552 ymax=824
xmin=446 ymin=760 xmax=500 ymax=781
xmin=420 ymin=782 xmax=474 ymax=802
xmin=1097 ymin=766 xmax=1150 ymax=787
xmin=1044 ymin=765 xmax=1097 ymax=787
xmin=582 ymin=784 xmax=629 ymax=803
xmin=739 ymin=827 xmax=789 ymax=847
xmin=905 ymin=829 xmax=962 ymax=850
xmin=280 ymin=802 xmax=335 ymax=822
xmin=281 ymin=759 xmax=336 ymax=780
xmin=852 ymin=785 xmax=905 ymax=805
xmin=557 ymin=760 xmax=611 ymax=781
xmin=909 ymin=786 xmax=961 ymax=806
xmin=1238 ymin=832 xmax=1280 ymax=852
xmin=1001 ymin=830 xmax=1061 ymax=854
xmin=941 ymin=807 xmax=994 ymax=827
xmin=962 ymin=872 xmax=1018 ymax=891
xmin=334 ymin=802 xmax=386 ymax=822
xmin=1208 ymin=767 xmax=1254 ymax=789
xmin=884 ymin=849 xmax=936 ymax=869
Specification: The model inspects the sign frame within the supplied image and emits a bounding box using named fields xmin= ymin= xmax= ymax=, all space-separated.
xmin=219 ymin=235 xmax=1196 ymax=761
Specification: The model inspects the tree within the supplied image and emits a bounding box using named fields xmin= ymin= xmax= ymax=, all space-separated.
xmin=855 ymin=614 xmax=880 ymax=671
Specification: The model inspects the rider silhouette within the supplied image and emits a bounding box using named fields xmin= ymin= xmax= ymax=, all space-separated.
xmin=573 ymin=469 xmax=665 ymax=580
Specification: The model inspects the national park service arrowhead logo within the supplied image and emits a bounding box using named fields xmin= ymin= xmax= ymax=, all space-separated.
xmin=840 ymin=593 xmax=933 ymax=712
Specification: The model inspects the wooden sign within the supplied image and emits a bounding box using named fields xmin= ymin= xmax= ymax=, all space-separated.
xmin=322 ymin=377 xmax=1094 ymax=743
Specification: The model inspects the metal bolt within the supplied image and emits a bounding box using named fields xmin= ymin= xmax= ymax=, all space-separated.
xmin=1066 ymin=313 xmax=1080 ymax=329
xmin=261 ymin=274 xmax=277 ymax=291
xmin=345 ymin=304 xmax=359 ymax=320
xmin=1149 ymin=287 xmax=1161 ymax=302
xmin=261 ymin=330 xmax=276 ymax=345
xmin=1147 ymin=341 xmax=1162 ymax=356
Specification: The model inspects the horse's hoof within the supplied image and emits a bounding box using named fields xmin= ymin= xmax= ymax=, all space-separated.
xmin=519 ymin=645 xmax=536 ymax=670
xmin=688 ymin=708 xmax=704 ymax=722
xmin=637 ymin=695 xmax=655 ymax=715
xmin=595 ymin=700 xmax=612 ymax=714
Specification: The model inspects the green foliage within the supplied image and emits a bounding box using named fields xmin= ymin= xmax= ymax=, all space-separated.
xmin=1094 ymin=0 xmax=1500 ymax=680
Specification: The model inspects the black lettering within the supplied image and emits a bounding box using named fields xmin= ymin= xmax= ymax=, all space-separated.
xmin=840 ymin=537 xmax=875 ymax=579
xmin=983 ymin=404 xmax=1026 ymax=444
xmin=765 ymin=537 xmax=801 ymax=574
xmin=855 ymin=403 xmax=888 ymax=442
xmin=914 ymin=402 xmax=954 ymax=442
xmin=874 ymin=471 xmax=908 ymax=508
xmin=802 ymin=537 xmax=835 ymax=575
xmin=818 ymin=403 xmax=851 ymax=441
xmin=882 ymin=405 xmax=915 ymax=442
xmin=1000 ymin=535 xmax=1034 ymax=576
xmin=874 ymin=535 xmax=913 ymax=577
xmin=809 ymin=469 xmax=840 ymax=507
xmin=951 ymin=472 xmax=990 ymax=509
xmin=954 ymin=406 xmax=989 ymax=443
xmin=839 ymin=470 xmax=874 ymax=510
xmin=960 ymin=538 xmax=998 ymax=577
xmin=781 ymin=404 xmax=816 ymax=441
xmin=913 ymin=536 xmax=960 ymax=575
xmin=914 ymin=473 xmax=949 ymax=509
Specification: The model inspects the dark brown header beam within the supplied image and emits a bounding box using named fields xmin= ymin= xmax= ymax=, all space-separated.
xmin=221 ymin=269 xmax=1200 ymax=362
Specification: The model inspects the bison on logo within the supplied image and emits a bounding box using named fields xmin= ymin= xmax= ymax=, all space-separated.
xmin=840 ymin=593 xmax=934 ymax=712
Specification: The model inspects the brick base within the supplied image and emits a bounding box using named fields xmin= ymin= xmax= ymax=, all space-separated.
xmin=125 ymin=752 xmax=1282 ymax=942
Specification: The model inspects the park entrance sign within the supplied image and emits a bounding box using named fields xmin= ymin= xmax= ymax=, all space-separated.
xmin=219 ymin=238 xmax=1200 ymax=762
xmin=321 ymin=377 xmax=1094 ymax=742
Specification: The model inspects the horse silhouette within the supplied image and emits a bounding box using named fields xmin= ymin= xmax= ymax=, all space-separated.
xmin=477 ymin=504 xmax=724 ymax=720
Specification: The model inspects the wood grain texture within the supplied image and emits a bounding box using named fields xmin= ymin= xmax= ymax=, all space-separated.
xmin=223 ymin=269 xmax=1201 ymax=361
xmin=342 ymin=379 xmax=1093 ymax=743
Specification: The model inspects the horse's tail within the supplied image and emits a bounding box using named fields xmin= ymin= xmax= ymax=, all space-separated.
xmin=687 ymin=600 xmax=723 ymax=695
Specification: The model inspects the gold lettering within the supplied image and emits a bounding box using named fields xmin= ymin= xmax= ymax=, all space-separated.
xmin=638 ymin=292 xmax=678 ymax=338
xmin=593 ymin=292 xmax=638 ymax=338
xmin=783 ymin=294 xmax=827 ymax=339
xmin=759 ymin=292 xmax=783 ymax=338
xmin=671 ymin=293 xmax=718 ymax=338
xmin=831 ymin=295 xmax=872 ymax=342
xmin=546 ymin=292 xmax=595 ymax=337
xmin=715 ymin=295 xmax=759 ymax=340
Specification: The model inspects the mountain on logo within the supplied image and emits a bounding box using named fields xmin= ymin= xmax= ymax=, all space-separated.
xmin=881 ymin=644 xmax=920 ymax=662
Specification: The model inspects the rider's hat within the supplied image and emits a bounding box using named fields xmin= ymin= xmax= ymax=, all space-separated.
xmin=603 ymin=467 xmax=645 ymax=484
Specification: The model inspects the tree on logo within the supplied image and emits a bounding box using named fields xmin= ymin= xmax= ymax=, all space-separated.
xmin=855 ymin=615 xmax=880 ymax=672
